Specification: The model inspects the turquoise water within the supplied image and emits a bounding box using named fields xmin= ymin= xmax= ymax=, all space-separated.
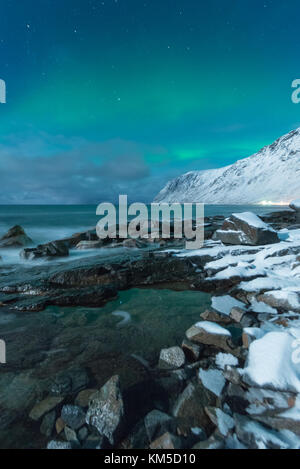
xmin=0 ymin=288 xmax=212 ymax=449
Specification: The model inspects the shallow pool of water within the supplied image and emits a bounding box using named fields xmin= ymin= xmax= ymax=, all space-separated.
xmin=0 ymin=287 xmax=211 ymax=448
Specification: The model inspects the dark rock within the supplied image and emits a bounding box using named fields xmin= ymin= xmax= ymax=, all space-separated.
xmin=20 ymin=241 xmax=69 ymax=260
xmin=154 ymin=373 xmax=186 ymax=413
xmin=75 ymin=389 xmax=98 ymax=408
xmin=61 ymin=405 xmax=85 ymax=430
xmin=64 ymin=426 xmax=79 ymax=443
xmin=200 ymin=309 xmax=232 ymax=324
xmin=150 ymin=432 xmax=182 ymax=450
xmin=77 ymin=426 xmax=89 ymax=441
xmin=172 ymin=381 xmax=216 ymax=435
xmin=55 ymin=417 xmax=65 ymax=435
xmin=204 ymin=406 xmax=234 ymax=437
xmin=144 ymin=410 xmax=176 ymax=442
xmin=40 ymin=411 xmax=56 ymax=437
xmin=82 ymin=434 xmax=109 ymax=449
xmin=29 ymin=396 xmax=64 ymax=421
xmin=50 ymin=367 xmax=89 ymax=396
xmin=0 ymin=225 xmax=33 ymax=248
xmin=181 ymin=339 xmax=202 ymax=362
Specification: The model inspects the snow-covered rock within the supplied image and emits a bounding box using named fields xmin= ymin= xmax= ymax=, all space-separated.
xmin=213 ymin=212 xmax=279 ymax=246
xmin=186 ymin=321 xmax=235 ymax=354
xmin=154 ymin=127 xmax=300 ymax=204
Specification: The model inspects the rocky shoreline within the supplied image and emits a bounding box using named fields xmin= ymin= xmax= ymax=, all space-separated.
xmin=1 ymin=204 xmax=300 ymax=449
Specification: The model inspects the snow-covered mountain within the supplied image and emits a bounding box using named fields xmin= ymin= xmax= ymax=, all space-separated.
xmin=154 ymin=128 xmax=300 ymax=204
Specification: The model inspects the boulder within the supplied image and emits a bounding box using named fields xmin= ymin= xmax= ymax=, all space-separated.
xmin=29 ymin=396 xmax=64 ymax=421
xmin=64 ymin=426 xmax=79 ymax=443
xmin=144 ymin=410 xmax=176 ymax=442
xmin=181 ymin=339 xmax=202 ymax=362
xmin=20 ymin=241 xmax=69 ymax=260
xmin=229 ymin=307 xmax=247 ymax=323
xmin=204 ymin=407 xmax=235 ymax=437
xmin=200 ymin=309 xmax=232 ymax=325
xmin=85 ymin=375 xmax=125 ymax=445
xmin=74 ymin=389 xmax=98 ymax=408
xmin=50 ymin=367 xmax=90 ymax=396
xmin=213 ymin=212 xmax=279 ymax=246
xmin=78 ymin=426 xmax=88 ymax=441
xmin=172 ymin=382 xmax=216 ymax=434
xmin=258 ymin=290 xmax=300 ymax=313
xmin=55 ymin=417 xmax=65 ymax=435
xmin=158 ymin=346 xmax=185 ymax=370
xmin=40 ymin=411 xmax=56 ymax=437
xmin=61 ymin=405 xmax=85 ymax=430
xmin=186 ymin=321 xmax=235 ymax=354
xmin=0 ymin=225 xmax=33 ymax=248
xmin=150 ymin=432 xmax=182 ymax=450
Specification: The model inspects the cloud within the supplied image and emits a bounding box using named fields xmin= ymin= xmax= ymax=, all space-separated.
xmin=0 ymin=133 xmax=169 ymax=204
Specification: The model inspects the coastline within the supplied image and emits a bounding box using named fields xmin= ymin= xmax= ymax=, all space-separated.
xmin=1 ymin=205 xmax=300 ymax=448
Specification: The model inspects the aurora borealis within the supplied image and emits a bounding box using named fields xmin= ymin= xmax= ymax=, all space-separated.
xmin=0 ymin=0 xmax=300 ymax=203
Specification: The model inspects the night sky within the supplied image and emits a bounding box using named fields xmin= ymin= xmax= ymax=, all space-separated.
xmin=0 ymin=0 xmax=300 ymax=203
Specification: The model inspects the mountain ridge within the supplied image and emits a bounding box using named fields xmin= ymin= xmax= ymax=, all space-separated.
xmin=154 ymin=128 xmax=300 ymax=204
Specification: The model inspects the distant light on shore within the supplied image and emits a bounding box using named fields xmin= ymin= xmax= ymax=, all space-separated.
xmin=258 ymin=200 xmax=290 ymax=206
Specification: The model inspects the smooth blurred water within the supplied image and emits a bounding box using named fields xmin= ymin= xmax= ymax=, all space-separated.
xmin=0 ymin=204 xmax=289 ymax=266
xmin=0 ymin=204 xmax=289 ymax=243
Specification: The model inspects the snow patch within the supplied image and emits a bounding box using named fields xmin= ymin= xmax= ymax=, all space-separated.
xmin=194 ymin=321 xmax=231 ymax=336
xmin=211 ymin=295 xmax=245 ymax=316
xmin=215 ymin=353 xmax=239 ymax=370
xmin=198 ymin=368 xmax=225 ymax=397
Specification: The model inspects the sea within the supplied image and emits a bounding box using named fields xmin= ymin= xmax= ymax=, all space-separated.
xmin=0 ymin=203 xmax=288 ymax=253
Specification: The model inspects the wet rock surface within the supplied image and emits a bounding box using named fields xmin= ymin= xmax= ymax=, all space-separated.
xmin=0 ymin=225 xmax=33 ymax=249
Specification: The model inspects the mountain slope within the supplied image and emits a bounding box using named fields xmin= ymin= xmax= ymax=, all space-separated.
xmin=154 ymin=128 xmax=300 ymax=204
